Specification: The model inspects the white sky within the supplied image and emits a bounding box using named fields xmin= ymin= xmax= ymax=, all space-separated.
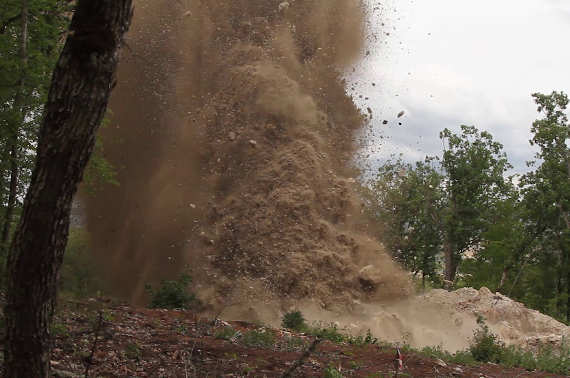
xmin=350 ymin=0 xmax=570 ymax=176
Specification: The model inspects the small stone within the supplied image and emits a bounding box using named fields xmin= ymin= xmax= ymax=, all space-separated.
xmin=278 ymin=1 xmax=290 ymax=12
xmin=248 ymin=139 xmax=257 ymax=147
xmin=435 ymin=358 xmax=447 ymax=367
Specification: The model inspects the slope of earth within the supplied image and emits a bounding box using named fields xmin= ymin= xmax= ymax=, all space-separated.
xmin=25 ymin=299 xmax=564 ymax=377
xmin=422 ymin=287 xmax=570 ymax=350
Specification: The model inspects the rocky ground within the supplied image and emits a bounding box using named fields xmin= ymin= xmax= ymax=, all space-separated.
xmin=19 ymin=297 xmax=565 ymax=377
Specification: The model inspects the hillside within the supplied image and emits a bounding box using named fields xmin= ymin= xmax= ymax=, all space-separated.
xmin=44 ymin=298 xmax=566 ymax=377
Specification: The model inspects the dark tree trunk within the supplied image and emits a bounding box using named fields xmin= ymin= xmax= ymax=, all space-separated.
xmin=1 ymin=143 xmax=19 ymax=250
xmin=3 ymin=1 xmax=133 ymax=376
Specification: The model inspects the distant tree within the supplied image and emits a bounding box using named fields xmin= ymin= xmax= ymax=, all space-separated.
xmin=369 ymin=156 xmax=445 ymax=286
xmin=3 ymin=0 xmax=133 ymax=376
xmin=518 ymin=91 xmax=569 ymax=321
xmin=367 ymin=126 xmax=512 ymax=287
xmin=440 ymin=125 xmax=512 ymax=282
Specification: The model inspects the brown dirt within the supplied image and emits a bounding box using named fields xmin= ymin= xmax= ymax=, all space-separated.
xmin=83 ymin=0 xmax=411 ymax=309
xmin=41 ymin=299 xmax=563 ymax=377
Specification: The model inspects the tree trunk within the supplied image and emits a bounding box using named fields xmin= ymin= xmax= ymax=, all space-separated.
xmin=0 ymin=0 xmax=28 ymax=253
xmin=567 ymin=262 xmax=569 ymax=323
xmin=1 ymin=143 xmax=19 ymax=251
xmin=3 ymin=1 xmax=133 ymax=376
xmin=443 ymin=241 xmax=458 ymax=284
xmin=497 ymin=266 xmax=509 ymax=292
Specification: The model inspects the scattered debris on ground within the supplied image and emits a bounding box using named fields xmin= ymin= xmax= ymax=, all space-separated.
xmin=25 ymin=298 xmax=566 ymax=377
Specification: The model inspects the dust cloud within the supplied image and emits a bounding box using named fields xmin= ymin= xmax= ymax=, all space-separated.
xmin=83 ymin=0 xmax=438 ymax=343
xmin=81 ymin=0 xmax=570 ymax=353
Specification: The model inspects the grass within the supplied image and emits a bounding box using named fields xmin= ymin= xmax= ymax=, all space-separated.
xmin=145 ymin=273 xmax=199 ymax=310
xmin=215 ymin=326 xmax=237 ymax=340
xmin=282 ymin=310 xmax=570 ymax=375
xmin=241 ymin=329 xmax=275 ymax=348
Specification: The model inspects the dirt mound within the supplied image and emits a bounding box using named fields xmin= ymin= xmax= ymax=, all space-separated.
xmin=84 ymin=0 xmax=411 ymax=306
xmin=422 ymin=287 xmax=570 ymax=350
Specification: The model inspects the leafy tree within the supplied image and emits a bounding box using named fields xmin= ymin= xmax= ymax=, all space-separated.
xmin=0 ymin=0 xmax=71 ymax=253
xmin=369 ymin=156 xmax=445 ymax=286
xmin=3 ymin=1 xmax=133 ymax=375
xmin=367 ymin=126 xmax=512 ymax=287
xmin=440 ymin=125 xmax=512 ymax=282
xmin=518 ymin=91 xmax=569 ymax=321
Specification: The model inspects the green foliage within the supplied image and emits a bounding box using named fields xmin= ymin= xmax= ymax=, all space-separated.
xmin=307 ymin=323 xmax=346 ymax=343
xmin=469 ymin=316 xmax=505 ymax=363
xmin=347 ymin=329 xmax=378 ymax=346
xmin=365 ymin=101 xmax=569 ymax=321
xmin=323 ymin=365 xmax=344 ymax=378
xmin=124 ymin=342 xmax=142 ymax=360
xmin=419 ymin=345 xmax=477 ymax=366
xmin=366 ymin=156 xmax=445 ymax=284
xmin=145 ymin=273 xmax=198 ymax=310
xmin=421 ymin=333 xmax=570 ymax=374
xmin=439 ymin=125 xmax=513 ymax=281
xmin=516 ymin=91 xmax=569 ymax=322
xmin=50 ymin=322 xmax=69 ymax=338
xmin=0 ymin=0 xmax=71 ymax=245
xmin=215 ymin=326 xmax=237 ymax=340
xmin=83 ymin=113 xmax=119 ymax=194
xmin=241 ymin=329 xmax=275 ymax=348
xmin=59 ymin=228 xmax=101 ymax=297
xmin=282 ymin=310 xmax=307 ymax=331
xmin=280 ymin=335 xmax=308 ymax=351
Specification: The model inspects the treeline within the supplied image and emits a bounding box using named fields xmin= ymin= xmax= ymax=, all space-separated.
xmin=364 ymin=92 xmax=570 ymax=323
xmin=0 ymin=0 xmax=116 ymax=261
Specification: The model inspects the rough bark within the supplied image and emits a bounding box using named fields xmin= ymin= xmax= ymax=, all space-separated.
xmin=3 ymin=1 xmax=133 ymax=376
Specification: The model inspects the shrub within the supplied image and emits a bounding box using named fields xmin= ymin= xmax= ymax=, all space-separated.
xmin=215 ymin=326 xmax=237 ymax=340
xmin=282 ymin=310 xmax=307 ymax=331
xmin=323 ymin=365 xmax=344 ymax=378
xmin=145 ymin=273 xmax=198 ymax=309
xmin=60 ymin=228 xmax=101 ymax=297
xmin=348 ymin=329 xmax=378 ymax=346
xmin=242 ymin=329 xmax=275 ymax=348
xmin=125 ymin=342 xmax=142 ymax=360
xmin=308 ymin=323 xmax=346 ymax=343
xmin=469 ymin=315 xmax=505 ymax=363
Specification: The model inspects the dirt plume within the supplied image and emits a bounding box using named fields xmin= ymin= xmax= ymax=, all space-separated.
xmin=84 ymin=0 xmax=411 ymax=309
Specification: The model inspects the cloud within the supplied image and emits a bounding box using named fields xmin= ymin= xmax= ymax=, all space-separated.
xmin=352 ymin=0 xmax=569 ymax=176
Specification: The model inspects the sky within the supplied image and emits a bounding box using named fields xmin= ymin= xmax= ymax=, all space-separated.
xmin=349 ymin=0 xmax=570 ymax=177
